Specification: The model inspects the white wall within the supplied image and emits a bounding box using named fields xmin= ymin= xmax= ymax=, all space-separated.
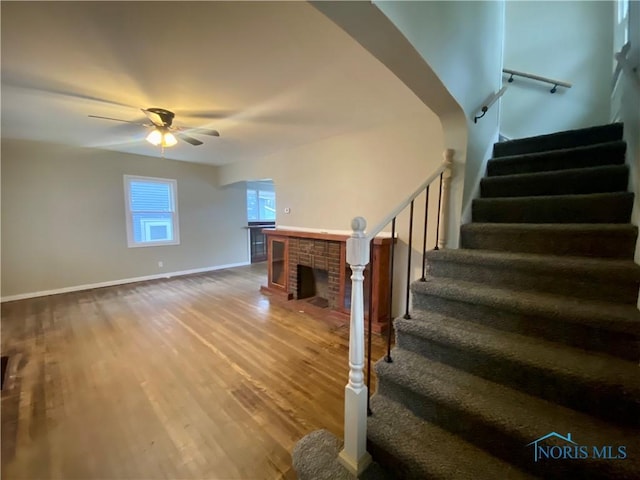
xmin=614 ymin=0 xmax=640 ymax=269
xmin=310 ymin=0 xmax=467 ymax=247
xmin=219 ymin=112 xmax=443 ymax=232
xmin=375 ymin=0 xmax=505 ymax=221
xmin=1 ymin=139 xmax=249 ymax=299
xmin=502 ymin=1 xmax=614 ymax=139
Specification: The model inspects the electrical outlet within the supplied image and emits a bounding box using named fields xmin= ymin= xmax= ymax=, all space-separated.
xmin=158 ymin=261 xmax=163 ymax=268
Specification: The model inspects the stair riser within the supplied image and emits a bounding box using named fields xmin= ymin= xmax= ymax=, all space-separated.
xmin=460 ymin=229 xmax=636 ymax=259
xmin=480 ymin=167 xmax=629 ymax=198
xmin=412 ymin=293 xmax=638 ymax=362
xmin=426 ymin=260 xmax=640 ymax=305
xmin=472 ymin=194 xmax=633 ymax=224
xmin=376 ymin=380 xmax=628 ymax=480
xmin=365 ymin=439 xmax=414 ymax=480
xmin=489 ymin=150 xmax=626 ymax=177
xmin=493 ymin=124 xmax=623 ymax=158
xmin=395 ymin=329 xmax=639 ymax=427
xmin=489 ymin=143 xmax=626 ymax=176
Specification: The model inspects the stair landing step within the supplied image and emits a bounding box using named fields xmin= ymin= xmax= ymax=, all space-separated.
xmin=376 ymin=348 xmax=640 ymax=479
xmin=368 ymin=395 xmax=535 ymax=480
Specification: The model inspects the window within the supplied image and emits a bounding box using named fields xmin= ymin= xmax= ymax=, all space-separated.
xmin=615 ymin=0 xmax=630 ymax=52
xmin=247 ymin=181 xmax=276 ymax=221
xmin=124 ymin=175 xmax=179 ymax=247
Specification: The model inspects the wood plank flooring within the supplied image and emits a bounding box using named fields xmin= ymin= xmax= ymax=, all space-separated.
xmin=1 ymin=264 xmax=387 ymax=479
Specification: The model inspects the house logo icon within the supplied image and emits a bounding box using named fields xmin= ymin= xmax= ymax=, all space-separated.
xmin=526 ymin=432 xmax=627 ymax=462
xmin=527 ymin=432 xmax=577 ymax=462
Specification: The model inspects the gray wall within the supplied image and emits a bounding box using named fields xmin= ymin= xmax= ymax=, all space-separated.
xmin=1 ymin=139 xmax=249 ymax=298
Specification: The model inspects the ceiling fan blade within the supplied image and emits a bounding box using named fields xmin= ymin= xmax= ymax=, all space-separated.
xmin=88 ymin=115 xmax=150 ymax=126
xmin=175 ymin=126 xmax=220 ymax=136
xmin=141 ymin=109 xmax=166 ymax=127
xmin=3 ymin=71 xmax=138 ymax=110
xmin=176 ymin=109 xmax=237 ymax=119
xmin=176 ymin=133 xmax=204 ymax=146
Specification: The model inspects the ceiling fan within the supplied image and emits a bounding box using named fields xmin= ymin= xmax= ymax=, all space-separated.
xmin=89 ymin=107 xmax=220 ymax=147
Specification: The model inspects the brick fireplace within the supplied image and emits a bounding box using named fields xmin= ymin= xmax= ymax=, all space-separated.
xmin=260 ymin=228 xmax=394 ymax=333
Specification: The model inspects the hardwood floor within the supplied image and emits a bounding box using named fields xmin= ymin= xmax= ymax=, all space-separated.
xmin=1 ymin=264 xmax=387 ymax=479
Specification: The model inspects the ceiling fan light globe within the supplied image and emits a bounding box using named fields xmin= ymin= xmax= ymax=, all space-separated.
xmin=146 ymin=129 xmax=163 ymax=146
xmin=163 ymin=132 xmax=178 ymax=147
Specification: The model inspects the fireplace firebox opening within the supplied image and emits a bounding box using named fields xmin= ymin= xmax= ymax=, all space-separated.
xmin=297 ymin=265 xmax=329 ymax=308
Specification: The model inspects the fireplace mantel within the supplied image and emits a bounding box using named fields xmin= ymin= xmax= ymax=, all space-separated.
xmin=260 ymin=228 xmax=393 ymax=333
xmin=261 ymin=227 xmax=393 ymax=244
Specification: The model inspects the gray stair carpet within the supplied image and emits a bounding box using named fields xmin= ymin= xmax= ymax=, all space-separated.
xmin=492 ymin=123 xmax=623 ymax=157
xmin=487 ymin=140 xmax=626 ymax=176
xmin=361 ymin=122 xmax=640 ymax=479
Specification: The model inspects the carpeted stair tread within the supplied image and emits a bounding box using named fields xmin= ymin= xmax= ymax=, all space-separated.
xmin=472 ymin=192 xmax=633 ymax=224
xmin=396 ymin=311 xmax=639 ymax=423
xmin=480 ymin=164 xmax=629 ymax=198
xmin=367 ymin=395 xmax=535 ymax=480
xmin=395 ymin=312 xmax=639 ymax=398
xmin=460 ymin=223 xmax=637 ymax=258
xmin=488 ymin=141 xmax=626 ymax=176
xmin=425 ymin=248 xmax=640 ymax=304
xmin=412 ymin=276 xmax=640 ymax=335
xmin=426 ymin=248 xmax=640 ymax=281
xmin=375 ymin=348 xmax=640 ymax=479
xmin=492 ymin=123 xmax=623 ymax=158
xmin=412 ymin=277 xmax=639 ymax=361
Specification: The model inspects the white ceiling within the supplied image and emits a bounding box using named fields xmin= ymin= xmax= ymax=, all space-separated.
xmin=1 ymin=1 xmax=427 ymax=166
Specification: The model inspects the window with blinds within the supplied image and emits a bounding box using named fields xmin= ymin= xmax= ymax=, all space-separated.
xmin=124 ymin=175 xmax=180 ymax=247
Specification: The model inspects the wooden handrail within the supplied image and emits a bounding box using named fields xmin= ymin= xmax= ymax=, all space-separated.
xmin=474 ymin=85 xmax=509 ymax=123
xmin=503 ymin=68 xmax=572 ymax=89
xmin=366 ymin=150 xmax=453 ymax=241
xmin=475 ymin=68 xmax=572 ymax=124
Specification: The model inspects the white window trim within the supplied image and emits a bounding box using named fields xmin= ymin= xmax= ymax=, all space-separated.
xmin=124 ymin=175 xmax=180 ymax=248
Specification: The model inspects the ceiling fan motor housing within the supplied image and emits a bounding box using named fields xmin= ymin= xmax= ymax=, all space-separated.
xmin=146 ymin=107 xmax=175 ymax=127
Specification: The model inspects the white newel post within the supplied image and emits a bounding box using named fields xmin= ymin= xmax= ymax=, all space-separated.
xmin=437 ymin=149 xmax=455 ymax=250
xmin=339 ymin=216 xmax=372 ymax=476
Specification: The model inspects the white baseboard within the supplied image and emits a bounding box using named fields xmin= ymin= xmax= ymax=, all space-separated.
xmin=1 ymin=261 xmax=251 ymax=303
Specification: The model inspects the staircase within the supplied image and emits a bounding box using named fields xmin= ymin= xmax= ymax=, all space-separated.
xmin=368 ymin=123 xmax=640 ymax=479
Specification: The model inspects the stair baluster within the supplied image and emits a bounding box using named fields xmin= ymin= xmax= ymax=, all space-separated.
xmin=420 ymin=185 xmax=430 ymax=281
xmin=403 ymin=200 xmax=414 ymax=320
xmin=385 ymin=218 xmax=396 ymax=364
